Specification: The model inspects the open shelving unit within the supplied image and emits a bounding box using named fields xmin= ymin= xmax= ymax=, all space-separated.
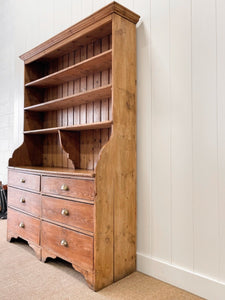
xmin=8 ymin=1 xmax=140 ymax=291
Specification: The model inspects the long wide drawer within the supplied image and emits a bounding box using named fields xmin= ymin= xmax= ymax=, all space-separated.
xmin=8 ymin=187 xmax=41 ymax=217
xmin=7 ymin=208 xmax=40 ymax=244
xmin=8 ymin=170 xmax=40 ymax=192
xmin=41 ymin=221 xmax=93 ymax=270
xmin=42 ymin=196 xmax=94 ymax=232
xmin=41 ymin=176 xmax=95 ymax=201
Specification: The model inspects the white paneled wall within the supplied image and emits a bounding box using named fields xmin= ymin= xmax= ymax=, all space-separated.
xmin=1 ymin=0 xmax=225 ymax=298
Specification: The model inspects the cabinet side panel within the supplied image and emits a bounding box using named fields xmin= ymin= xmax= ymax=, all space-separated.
xmin=112 ymin=14 xmax=137 ymax=281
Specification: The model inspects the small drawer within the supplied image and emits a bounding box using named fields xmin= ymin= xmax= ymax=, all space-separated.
xmin=41 ymin=176 xmax=95 ymax=201
xmin=8 ymin=187 xmax=41 ymax=217
xmin=42 ymin=196 xmax=94 ymax=232
xmin=7 ymin=208 xmax=40 ymax=244
xmin=41 ymin=221 xmax=93 ymax=270
xmin=8 ymin=170 xmax=40 ymax=192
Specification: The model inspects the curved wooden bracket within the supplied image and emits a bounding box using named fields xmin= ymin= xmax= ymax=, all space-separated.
xmin=9 ymin=135 xmax=43 ymax=167
xmin=58 ymin=130 xmax=80 ymax=168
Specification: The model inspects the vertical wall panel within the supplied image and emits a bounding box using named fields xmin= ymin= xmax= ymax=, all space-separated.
xmin=134 ymin=0 xmax=151 ymax=256
xmin=217 ymin=0 xmax=225 ymax=282
xmin=170 ymin=0 xmax=193 ymax=268
xmin=192 ymin=0 xmax=219 ymax=277
xmin=151 ymin=0 xmax=171 ymax=261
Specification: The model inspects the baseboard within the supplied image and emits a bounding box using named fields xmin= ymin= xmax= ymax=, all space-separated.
xmin=137 ymin=252 xmax=225 ymax=300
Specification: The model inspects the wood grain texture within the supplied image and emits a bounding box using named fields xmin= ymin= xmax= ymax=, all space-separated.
xmin=7 ymin=208 xmax=40 ymax=245
xmin=41 ymin=176 xmax=95 ymax=201
xmin=8 ymin=187 xmax=41 ymax=217
xmin=41 ymin=221 xmax=93 ymax=270
xmin=24 ymin=85 xmax=112 ymax=112
xmin=25 ymin=50 xmax=112 ymax=87
xmin=8 ymin=170 xmax=40 ymax=192
xmin=93 ymin=13 xmax=137 ymax=290
xmin=42 ymin=195 xmax=94 ymax=232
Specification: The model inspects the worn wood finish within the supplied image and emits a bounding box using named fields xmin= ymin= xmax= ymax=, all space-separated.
xmin=24 ymin=85 xmax=112 ymax=112
xmin=41 ymin=221 xmax=93 ymax=270
xmin=24 ymin=120 xmax=113 ymax=134
xmin=25 ymin=50 xmax=112 ymax=87
xmin=8 ymin=187 xmax=41 ymax=217
xmin=42 ymin=195 xmax=94 ymax=232
xmin=42 ymin=176 xmax=95 ymax=201
xmin=9 ymin=166 xmax=95 ymax=177
xmin=7 ymin=208 xmax=40 ymax=245
xmin=8 ymin=2 xmax=139 ymax=292
xmin=8 ymin=170 xmax=40 ymax=192
xmin=111 ymin=14 xmax=137 ymax=281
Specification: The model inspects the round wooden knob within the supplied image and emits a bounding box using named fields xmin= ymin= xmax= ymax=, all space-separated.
xmin=20 ymin=178 xmax=26 ymax=183
xmin=19 ymin=222 xmax=25 ymax=228
xmin=61 ymin=184 xmax=69 ymax=191
xmin=60 ymin=240 xmax=68 ymax=247
xmin=61 ymin=209 xmax=69 ymax=216
xmin=20 ymin=198 xmax=26 ymax=203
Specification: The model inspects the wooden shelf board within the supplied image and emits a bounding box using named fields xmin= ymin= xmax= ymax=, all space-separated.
xmin=24 ymin=120 xmax=113 ymax=135
xmin=8 ymin=166 xmax=95 ymax=178
xmin=25 ymin=84 xmax=112 ymax=111
xmin=25 ymin=50 xmax=112 ymax=87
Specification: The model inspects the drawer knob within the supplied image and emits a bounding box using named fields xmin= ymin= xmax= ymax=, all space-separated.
xmin=61 ymin=184 xmax=69 ymax=191
xmin=20 ymin=178 xmax=26 ymax=183
xmin=19 ymin=222 xmax=25 ymax=228
xmin=20 ymin=198 xmax=26 ymax=203
xmin=60 ymin=240 xmax=68 ymax=247
xmin=61 ymin=209 xmax=69 ymax=216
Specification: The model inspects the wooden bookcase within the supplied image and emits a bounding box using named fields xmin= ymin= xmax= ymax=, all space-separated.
xmin=7 ymin=2 xmax=140 ymax=291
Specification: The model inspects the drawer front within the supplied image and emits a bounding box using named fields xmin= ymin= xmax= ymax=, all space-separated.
xmin=41 ymin=221 xmax=93 ymax=270
xmin=8 ymin=170 xmax=40 ymax=192
xmin=7 ymin=208 xmax=40 ymax=244
xmin=42 ymin=176 xmax=95 ymax=201
xmin=42 ymin=196 xmax=94 ymax=232
xmin=8 ymin=187 xmax=41 ymax=217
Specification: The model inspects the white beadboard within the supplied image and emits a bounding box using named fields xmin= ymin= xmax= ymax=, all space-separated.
xmin=151 ymin=0 xmax=171 ymax=262
xmin=1 ymin=0 xmax=225 ymax=298
xmin=170 ymin=0 xmax=193 ymax=269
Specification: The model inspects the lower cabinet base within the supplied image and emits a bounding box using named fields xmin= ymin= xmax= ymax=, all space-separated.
xmin=7 ymin=234 xmax=95 ymax=290
xmin=7 ymin=233 xmax=42 ymax=260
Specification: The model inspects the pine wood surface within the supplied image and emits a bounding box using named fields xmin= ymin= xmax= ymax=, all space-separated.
xmin=7 ymin=208 xmax=40 ymax=245
xmin=8 ymin=169 xmax=40 ymax=192
xmin=8 ymin=187 xmax=41 ymax=217
xmin=24 ymin=85 xmax=112 ymax=112
xmin=41 ymin=176 xmax=95 ymax=201
xmin=41 ymin=221 xmax=93 ymax=270
xmin=8 ymin=1 xmax=140 ymax=292
xmin=25 ymin=50 xmax=112 ymax=87
xmin=42 ymin=195 xmax=94 ymax=232
xmin=8 ymin=166 xmax=95 ymax=177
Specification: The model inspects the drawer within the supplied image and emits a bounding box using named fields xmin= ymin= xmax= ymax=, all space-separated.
xmin=41 ymin=221 xmax=93 ymax=270
xmin=8 ymin=187 xmax=41 ymax=217
xmin=42 ymin=196 xmax=94 ymax=232
xmin=8 ymin=170 xmax=40 ymax=192
xmin=41 ymin=176 xmax=95 ymax=201
xmin=7 ymin=208 xmax=40 ymax=244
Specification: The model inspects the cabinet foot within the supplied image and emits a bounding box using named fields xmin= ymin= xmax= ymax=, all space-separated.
xmin=72 ymin=264 xmax=94 ymax=290
xmin=41 ymin=248 xmax=57 ymax=262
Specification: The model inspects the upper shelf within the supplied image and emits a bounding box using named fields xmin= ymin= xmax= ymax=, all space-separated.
xmin=25 ymin=84 xmax=112 ymax=111
xmin=25 ymin=50 xmax=112 ymax=88
xmin=24 ymin=120 xmax=113 ymax=135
